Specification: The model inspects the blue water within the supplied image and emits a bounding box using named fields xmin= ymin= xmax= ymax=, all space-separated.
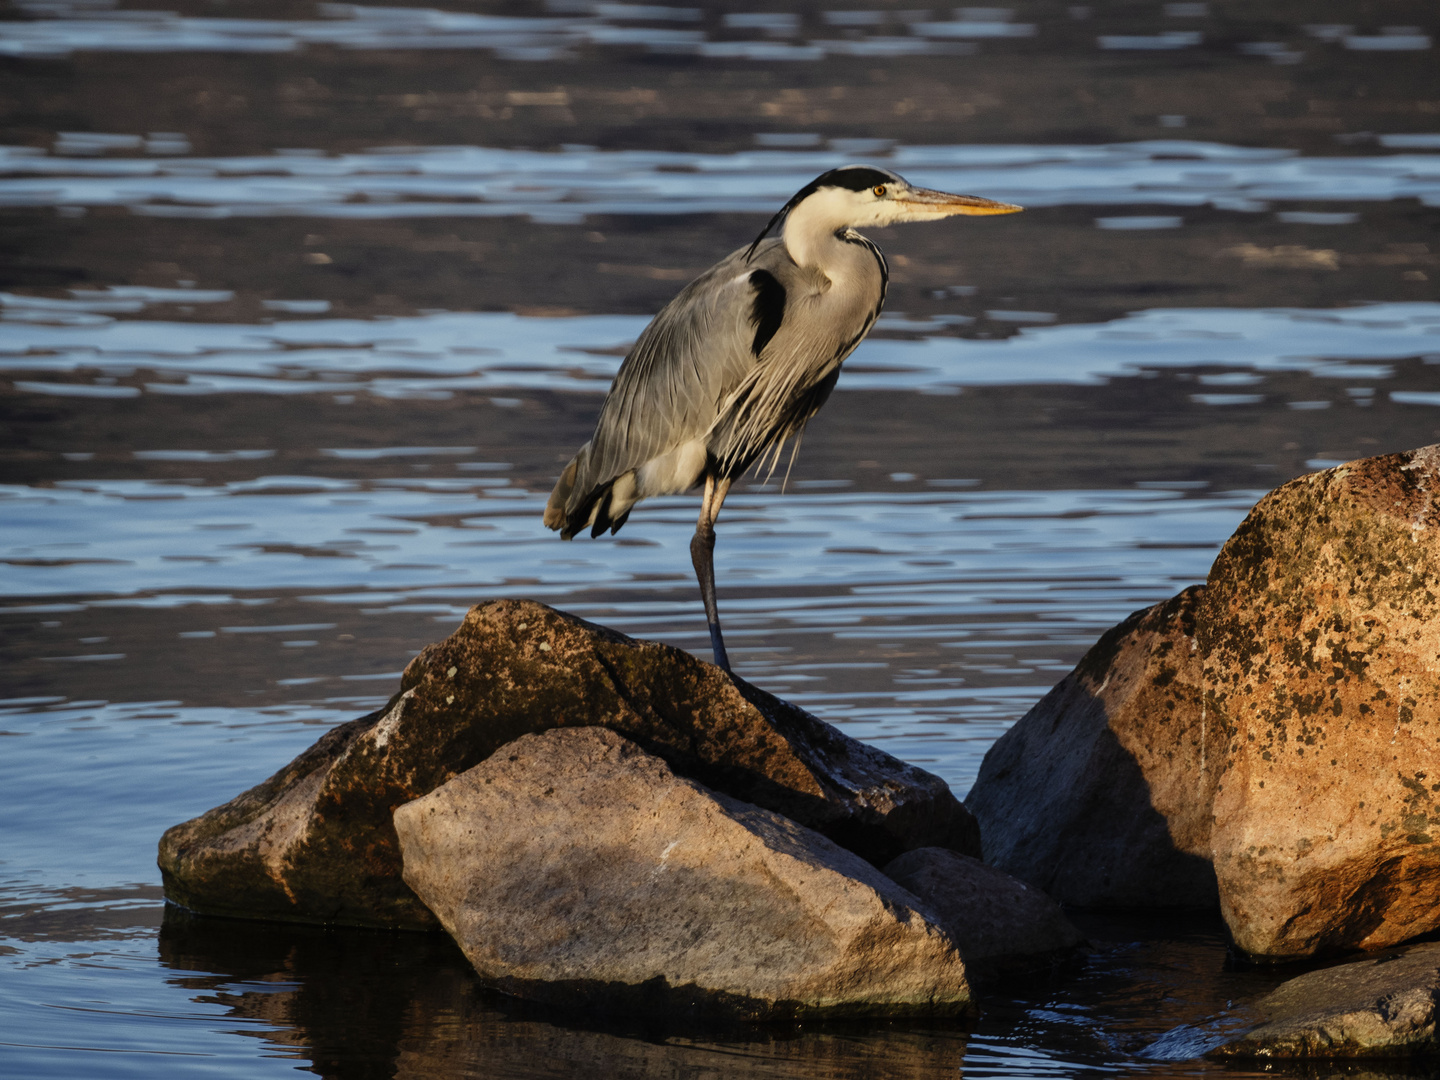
xmin=4 ymin=0 xmax=1440 ymax=1072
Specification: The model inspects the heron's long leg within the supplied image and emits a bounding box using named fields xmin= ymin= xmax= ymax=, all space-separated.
xmin=690 ymin=474 xmax=734 ymax=671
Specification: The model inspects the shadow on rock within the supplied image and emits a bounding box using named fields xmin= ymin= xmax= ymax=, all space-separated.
xmin=965 ymin=588 xmax=1222 ymax=910
xmin=1209 ymin=941 xmax=1440 ymax=1062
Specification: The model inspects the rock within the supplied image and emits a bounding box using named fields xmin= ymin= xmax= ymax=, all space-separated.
xmin=158 ymin=704 xmax=431 ymax=928
xmin=881 ymin=847 xmax=1085 ymax=979
xmin=965 ymin=585 xmax=1221 ymax=908
xmin=1210 ymin=941 xmax=1440 ymax=1058
xmin=393 ymin=726 xmax=972 ymax=1019
xmin=966 ymin=445 xmax=1440 ymax=959
xmin=1200 ymin=446 xmax=1440 ymax=958
xmin=160 ymin=599 xmax=977 ymax=929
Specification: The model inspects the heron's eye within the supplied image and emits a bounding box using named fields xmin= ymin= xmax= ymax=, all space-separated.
xmin=873 ymin=185 xmax=887 ymax=197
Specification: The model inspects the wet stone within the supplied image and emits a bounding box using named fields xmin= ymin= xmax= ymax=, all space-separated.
xmin=158 ymin=598 xmax=979 ymax=929
xmin=1211 ymin=941 xmax=1440 ymax=1059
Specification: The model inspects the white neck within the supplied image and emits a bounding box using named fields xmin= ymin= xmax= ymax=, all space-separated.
xmin=782 ymin=188 xmax=866 ymax=270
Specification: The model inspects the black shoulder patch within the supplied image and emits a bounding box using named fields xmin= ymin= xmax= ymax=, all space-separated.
xmin=748 ymin=269 xmax=786 ymax=357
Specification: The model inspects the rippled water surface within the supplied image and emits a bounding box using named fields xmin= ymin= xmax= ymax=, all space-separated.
xmin=3 ymin=0 xmax=1439 ymax=1075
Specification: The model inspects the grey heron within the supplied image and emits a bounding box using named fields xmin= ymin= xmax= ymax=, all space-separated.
xmin=544 ymin=165 xmax=1022 ymax=671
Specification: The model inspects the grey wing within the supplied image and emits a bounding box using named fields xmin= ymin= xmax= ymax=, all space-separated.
xmin=547 ymin=235 xmax=876 ymax=538
xmin=705 ymin=239 xmax=883 ymax=475
xmin=554 ymin=242 xmax=776 ymax=528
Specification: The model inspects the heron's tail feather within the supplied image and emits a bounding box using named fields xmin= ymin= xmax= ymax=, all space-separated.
xmin=544 ymin=456 xmax=580 ymax=534
xmin=586 ymin=485 xmax=619 ymax=539
xmin=546 ymin=448 xmax=637 ymax=540
xmin=578 ymin=470 xmax=638 ymax=538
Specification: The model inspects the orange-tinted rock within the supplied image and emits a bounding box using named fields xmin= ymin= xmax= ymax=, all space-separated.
xmin=968 ymin=444 xmax=1440 ymax=959
xmin=965 ymin=585 xmax=1220 ymax=908
xmin=395 ymin=726 xmax=972 ymax=1019
xmin=1202 ymin=445 xmax=1440 ymax=957
xmin=160 ymin=599 xmax=978 ymax=929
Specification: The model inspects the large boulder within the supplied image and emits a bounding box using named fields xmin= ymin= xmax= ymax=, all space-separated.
xmin=965 ymin=585 xmax=1220 ymax=908
xmin=1200 ymin=444 xmax=1440 ymax=957
xmin=881 ymin=847 xmax=1085 ymax=981
xmin=160 ymin=599 xmax=978 ymax=929
xmin=967 ymin=445 xmax=1440 ymax=958
xmin=1210 ymin=941 xmax=1440 ymax=1059
xmin=394 ymin=726 xmax=972 ymax=1019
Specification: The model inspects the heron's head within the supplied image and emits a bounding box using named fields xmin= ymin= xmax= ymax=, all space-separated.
xmin=749 ymin=165 xmax=1021 ymax=263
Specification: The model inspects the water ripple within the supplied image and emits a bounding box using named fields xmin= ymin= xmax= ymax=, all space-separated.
xmin=2 ymin=302 xmax=1435 ymax=396
xmin=0 ymin=0 xmax=993 ymax=60
xmin=3 ymin=139 xmax=1437 ymax=219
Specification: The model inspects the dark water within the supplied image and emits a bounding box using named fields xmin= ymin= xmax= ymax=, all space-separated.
xmin=2 ymin=0 xmax=1439 ymax=1074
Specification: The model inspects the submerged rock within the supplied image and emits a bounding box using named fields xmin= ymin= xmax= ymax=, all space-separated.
xmin=966 ymin=445 xmax=1440 ymax=958
xmin=160 ymin=599 xmax=977 ymax=928
xmin=881 ymin=847 xmax=1085 ymax=980
xmin=1211 ymin=942 xmax=1440 ymax=1059
xmin=394 ymin=726 xmax=972 ymax=1019
xmin=965 ymin=585 xmax=1219 ymax=908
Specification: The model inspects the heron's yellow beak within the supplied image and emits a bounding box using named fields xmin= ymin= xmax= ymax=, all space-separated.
xmin=900 ymin=189 xmax=1024 ymax=216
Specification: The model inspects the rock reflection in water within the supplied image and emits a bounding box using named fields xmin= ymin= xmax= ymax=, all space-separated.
xmin=964 ymin=910 xmax=1428 ymax=1079
xmin=153 ymin=906 xmax=1440 ymax=1079
xmin=156 ymin=908 xmax=970 ymax=1080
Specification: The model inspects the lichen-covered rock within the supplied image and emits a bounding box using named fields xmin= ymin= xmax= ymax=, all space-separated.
xmin=394 ymin=726 xmax=972 ymax=1019
xmin=965 ymin=585 xmax=1220 ymax=908
xmin=1200 ymin=445 xmax=1440 ymax=957
xmin=160 ymin=599 xmax=978 ymax=928
xmin=1210 ymin=941 xmax=1440 ymax=1059
xmin=881 ymin=847 xmax=1085 ymax=980
xmin=966 ymin=444 xmax=1440 ymax=958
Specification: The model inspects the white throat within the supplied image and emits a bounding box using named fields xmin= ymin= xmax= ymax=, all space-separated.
xmin=782 ymin=188 xmax=869 ymax=269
